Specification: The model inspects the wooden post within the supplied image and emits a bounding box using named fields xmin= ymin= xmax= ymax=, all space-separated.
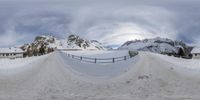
xmin=113 ymin=58 xmax=115 ymax=63
xmin=80 ymin=57 xmax=82 ymax=61
xmin=95 ymin=58 xmax=97 ymax=63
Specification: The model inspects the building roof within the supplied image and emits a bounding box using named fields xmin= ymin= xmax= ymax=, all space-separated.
xmin=191 ymin=47 xmax=200 ymax=54
xmin=0 ymin=47 xmax=25 ymax=53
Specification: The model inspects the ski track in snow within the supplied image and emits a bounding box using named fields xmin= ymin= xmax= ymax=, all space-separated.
xmin=0 ymin=51 xmax=200 ymax=100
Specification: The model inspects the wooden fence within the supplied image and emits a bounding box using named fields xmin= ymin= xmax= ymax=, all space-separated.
xmin=63 ymin=53 xmax=133 ymax=63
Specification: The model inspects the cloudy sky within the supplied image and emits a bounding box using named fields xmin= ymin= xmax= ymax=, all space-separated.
xmin=0 ymin=0 xmax=200 ymax=47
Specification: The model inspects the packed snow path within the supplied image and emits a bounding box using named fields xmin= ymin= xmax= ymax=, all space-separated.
xmin=0 ymin=51 xmax=200 ymax=100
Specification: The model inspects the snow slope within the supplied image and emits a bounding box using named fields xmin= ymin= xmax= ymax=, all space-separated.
xmin=0 ymin=51 xmax=200 ymax=100
xmin=119 ymin=37 xmax=193 ymax=57
xmin=22 ymin=35 xmax=107 ymax=51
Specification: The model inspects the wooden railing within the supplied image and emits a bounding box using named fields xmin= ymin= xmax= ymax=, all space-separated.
xmin=63 ymin=53 xmax=134 ymax=63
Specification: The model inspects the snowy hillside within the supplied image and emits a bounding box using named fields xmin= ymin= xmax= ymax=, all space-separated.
xmin=21 ymin=34 xmax=106 ymax=56
xmin=65 ymin=35 xmax=106 ymax=50
xmin=1 ymin=51 xmax=200 ymax=99
xmin=119 ymin=37 xmax=193 ymax=58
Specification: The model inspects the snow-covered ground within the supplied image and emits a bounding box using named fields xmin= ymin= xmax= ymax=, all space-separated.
xmin=62 ymin=50 xmax=129 ymax=58
xmin=153 ymin=53 xmax=200 ymax=70
xmin=0 ymin=51 xmax=200 ymax=100
xmin=151 ymin=52 xmax=200 ymax=77
xmin=0 ymin=55 xmax=47 ymax=69
xmin=60 ymin=50 xmax=137 ymax=79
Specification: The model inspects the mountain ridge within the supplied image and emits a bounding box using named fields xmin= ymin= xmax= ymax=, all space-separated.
xmin=20 ymin=34 xmax=107 ymax=57
xmin=119 ymin=37 xmax=193 ymax=58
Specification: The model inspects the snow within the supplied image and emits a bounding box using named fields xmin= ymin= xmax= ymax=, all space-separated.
xmin=151 ymin=53 xmax=200 ymax=77
xmin=152 ymin=53 xmax=200 ymax=70
xmin=62 ymin=50 xmax=129 ymax=58
xmin=0 ymin=55 xmax=49 ymax=74
xmin=59 ymin=51 xmax=137 ymax=78
xmin=124 ymin=42 xmax=176 ymax=53
xmin=191 ymin=47 xmax=200 ymax=53
xmin=38 ymin=35 xmax=106 ymax=50
xmin=0 ymin=51 xmax=200 ymax=99
xmin=47 ymin=38 xmax=105 ymax=50
xmin=119 ymin=37 xmax=187 ymax=54
xmin=0 ymin=47 xmax=24 ymax=53
xmin=0 ymin=55 xmax=46 ymax=69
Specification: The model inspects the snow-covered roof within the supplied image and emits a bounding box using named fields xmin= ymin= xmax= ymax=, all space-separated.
xmin=191 ymin=47 xmax=200 ymax=54
xmin=0 ymin=47 xmax=25 ymax=53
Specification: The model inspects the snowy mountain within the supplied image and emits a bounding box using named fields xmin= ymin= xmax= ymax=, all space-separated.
xmin=66 ymin=35 xmax=106 ymax=50
xmin=119 ymin=37 xmax=193 ymax=58
xmin=21 ymin=34 xmax=106 ymax=57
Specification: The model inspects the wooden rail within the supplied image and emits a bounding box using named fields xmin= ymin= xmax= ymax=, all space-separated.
xmin=63 ymin=53 xmax=134 ymax=63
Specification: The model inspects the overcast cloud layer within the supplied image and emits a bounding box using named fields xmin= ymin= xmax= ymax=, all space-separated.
xmin=0 ymin=0 xmax=200 ymax=47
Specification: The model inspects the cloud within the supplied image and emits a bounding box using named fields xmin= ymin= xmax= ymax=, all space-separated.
xmin=0 ymin=0 xmax=200 ymax=47
xmin=0 ymin=32 xmax=31 ymax=47
xmin=83 ymin=6 xmax=179 ymax=45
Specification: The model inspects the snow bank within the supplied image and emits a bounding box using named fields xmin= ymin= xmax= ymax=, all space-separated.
xmin=150 ymin=52 xmax=200 ymax=77
xmin=0 ymin=56 xmax=45 ymax=69
xmin=0 ymin=55 xmax=51 ymax=78
xmin=152 ymin=53 xmax=200 ymax=70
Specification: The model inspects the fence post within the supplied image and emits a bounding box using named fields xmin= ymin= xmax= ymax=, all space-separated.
xmin=95 ymin=58 xmax=97 ymax=63
xmin=80 ymin=57 xmax=82 ymax=61
xmin=113 ymin=58 xmax=115 ymax=63
xmin=124 ymin=56 xmax=126 ymax=60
